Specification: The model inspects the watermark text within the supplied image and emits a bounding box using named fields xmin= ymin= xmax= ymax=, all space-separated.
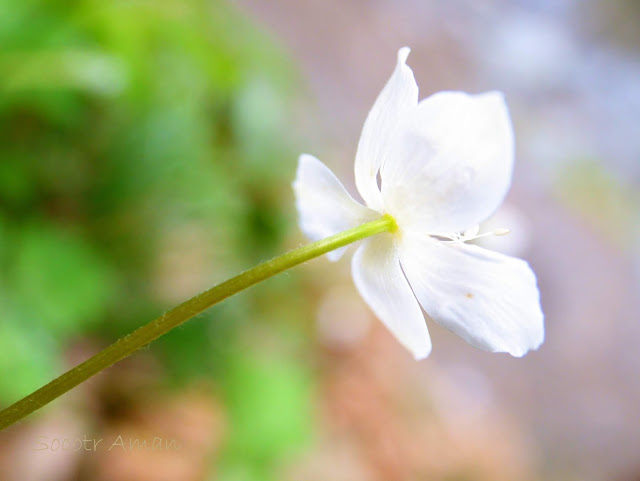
xmin=33 ymin=435 xmax=182 ymax=453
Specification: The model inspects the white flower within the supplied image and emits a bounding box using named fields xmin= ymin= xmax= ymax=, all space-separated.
xmin=293 ymin=47 xmax=544 ymax=360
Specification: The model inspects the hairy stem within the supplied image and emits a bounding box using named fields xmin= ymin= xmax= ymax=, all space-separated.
xmin=0 ymin=215 xmax=397 ymax=431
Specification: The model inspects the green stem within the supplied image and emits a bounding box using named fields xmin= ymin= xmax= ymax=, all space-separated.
xmin=0 ymin=215 xmax=396 ymax=431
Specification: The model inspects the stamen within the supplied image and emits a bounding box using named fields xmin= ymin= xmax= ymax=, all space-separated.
xmin=430 ymin=227 xmax=511 ymax=244
xmin=467 ymin=227 xmax=511 ymax=241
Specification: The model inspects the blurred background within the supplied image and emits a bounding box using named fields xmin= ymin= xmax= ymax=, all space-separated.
xmin=0 ymin=0 xmax=639 ymax=480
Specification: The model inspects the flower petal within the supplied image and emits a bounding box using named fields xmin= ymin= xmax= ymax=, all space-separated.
xmin=354 ymin=47 xmax=418 ymax=212
xmin=381 ymin=91 xmax=514 ymax=234
xmin=352 ymin=233 xmax=431 ymax=359
xmin=293 ymin=154 xmax=377 ymax=261
xmin=399 ymin=233 xmax=544 ymax=356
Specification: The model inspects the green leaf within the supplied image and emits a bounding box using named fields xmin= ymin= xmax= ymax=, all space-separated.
xmin=223 ymin=351 xmax=313 ymax=465
xmin=11 ymin=222 xmax=115 ymax=336
xmin=0 ymin=310 xmax=60 ymax=402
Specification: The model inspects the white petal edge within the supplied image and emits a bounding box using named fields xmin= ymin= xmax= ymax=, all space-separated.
xmin=352 ymin=233 xmax=432 ymax=359
xmin=381 ymin=91 xmax=514 ymax=234
xmin=399 ymin=233 xmax=544 ymax=357
xmin=293 ymin=154 xmax=377 ymax=261
xmin=354 ymin=47 xmax=418 ymax=212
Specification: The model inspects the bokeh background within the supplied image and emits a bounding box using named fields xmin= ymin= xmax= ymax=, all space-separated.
xmin=1 ymin=0 xmax=639 ymax=480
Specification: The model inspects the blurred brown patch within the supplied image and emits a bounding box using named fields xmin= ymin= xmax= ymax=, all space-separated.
xmin=287 ymin=320 xmax=535 ymax=481
xmin=87 ymin=389 xmax=225 ymax=481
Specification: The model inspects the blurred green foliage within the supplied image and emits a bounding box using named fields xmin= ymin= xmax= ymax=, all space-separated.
xmin=218 ymin=350 xmax=313 ymax=480
xmin=0 ymin=0 xmax=313 ymax=476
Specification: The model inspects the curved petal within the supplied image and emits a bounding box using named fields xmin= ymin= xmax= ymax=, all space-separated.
xmin=381 ymin=91 xmax=514 ymax=234
xmin=352 ymin=233 xmax=431 ymax=359
xmin=293 ymin=154 xmax=377 ymax=261
xmin=354 ymin=47 xmax=418 ymax=212
xmin=399 ymin=233 xmax=544 ymax=357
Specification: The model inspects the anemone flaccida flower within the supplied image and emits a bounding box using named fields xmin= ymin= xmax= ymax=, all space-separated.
xmin=293 ymin=47 xmax=544 ymax=359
